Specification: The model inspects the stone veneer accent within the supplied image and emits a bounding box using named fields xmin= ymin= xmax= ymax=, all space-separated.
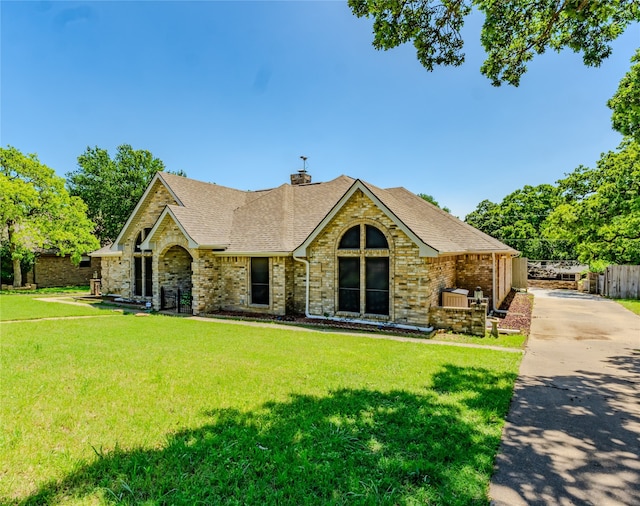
xmin=99 ymin=257 xmax=123 ymax=295
xmin=98 ymin=180 xmax=178 ymax=300
xmin=428 ymin=303 xmax=487 ymax=336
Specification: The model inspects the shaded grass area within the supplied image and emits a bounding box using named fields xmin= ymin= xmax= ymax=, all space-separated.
xmin=0 ymin=285 xmax=90 ymax=295
xmin=0 ymin=293 xmax=112 ymax=321
xmin=616 ymin=298 xmax=640 ymax=316
xmin=2 ymin=312 xmax=521 ymax=505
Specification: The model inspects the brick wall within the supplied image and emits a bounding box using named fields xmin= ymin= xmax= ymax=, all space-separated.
xmin=204 ymin=256 xmax=288 ymax=316
xmin=428 ymin=303 xmax=487 ymax=336
xmin=303 ymin=189 xmax=457 ymax=327
xmin=455 ymin=253 xmax=513 ymax=308
xmin=99 ymin=179 xmax=178 ymax=300
xmin=456 ymin=254 xmax=493 ymax=304
xmin=27 ymin=255 xmax=101 ymax=288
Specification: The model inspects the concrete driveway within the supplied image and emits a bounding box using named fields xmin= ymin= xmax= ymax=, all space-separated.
xmin=490 ymin=288 xmax=640 ymax=505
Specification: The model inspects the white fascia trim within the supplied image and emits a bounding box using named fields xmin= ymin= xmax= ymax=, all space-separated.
xmin=440 ymin=250 xmax=519 ymax=257
xmin=89 ymin=250 xmax=122 ymax=258
xmin=140 ymin=206 xmax=200 ymax=250
xmin=207 ymin=251 xmax=292 ymax=257
xmin=112 ymin=172 xmax=183 ymax=249
xmin=292 ymin=180 xmax=439 ymax=258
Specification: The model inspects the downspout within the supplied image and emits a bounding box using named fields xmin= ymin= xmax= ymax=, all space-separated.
xmin=293 ymin=255 xmax=312 ymax=318
xmin=492 ymin=252 xmax=507 ymax=314
xmin=293 ymin=254 xmax=433 ymax=333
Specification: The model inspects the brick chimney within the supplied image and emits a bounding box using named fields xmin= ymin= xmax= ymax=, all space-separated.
xmin=290 ymin=169 xmax=311 ymax=185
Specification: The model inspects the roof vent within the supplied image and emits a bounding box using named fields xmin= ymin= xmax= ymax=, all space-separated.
xmin=291 ymin=156 xmax=312 ymax=185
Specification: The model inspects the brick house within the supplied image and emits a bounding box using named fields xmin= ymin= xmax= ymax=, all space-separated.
xmin=91 ymin=171 xmax=517 ymax=330
xmin=19 ymin=250 xmax=101 ymax=289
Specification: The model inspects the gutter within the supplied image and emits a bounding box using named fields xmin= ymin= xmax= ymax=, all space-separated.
xmin=293 ymin=255 xmax=433 ymax=333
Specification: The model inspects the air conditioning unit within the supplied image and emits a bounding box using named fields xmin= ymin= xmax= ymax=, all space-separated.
xmin=441 ymin=288 xmax=469 ymax=308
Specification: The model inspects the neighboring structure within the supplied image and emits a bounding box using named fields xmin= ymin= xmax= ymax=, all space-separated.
xmin=22 ymin=250 xmax=101 ymax=289
xmin=528 ymin=260 xmax=588 ymax=290
xmin=91 ymin=171 xmax=518 ymax=329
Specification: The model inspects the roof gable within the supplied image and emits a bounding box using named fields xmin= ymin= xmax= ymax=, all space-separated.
xmin=110 ymin=173 xmax=180 ymax=251
xmin=293 ymin=179 xmax=439 ymax=258
xmin=102 ymin=172 xmax=517 ymax=257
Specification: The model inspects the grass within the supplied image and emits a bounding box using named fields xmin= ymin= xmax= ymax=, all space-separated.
xmin=0 ymin=285 xmax=91 ymax=295
xmin=616 ymin=298 xmax=640 ymax=316
xmin=429 ymin=331 xmax=527 ymax=349
xmin=0 ymin=292 xmax=112 ymax=321
xmin=1 ymin=295 xmax=522 ymax=505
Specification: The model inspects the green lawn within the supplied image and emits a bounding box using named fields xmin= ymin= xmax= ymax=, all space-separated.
xmin=1 ymin=296 xmax=522 ymax=505
xmin=616 ymin=298 xmax=640 ymax=316
xmin=0 ymin=293 xmax=113 ymax=321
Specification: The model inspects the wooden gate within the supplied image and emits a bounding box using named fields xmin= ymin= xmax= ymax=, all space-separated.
xmin=604 ymin=265 xmax=640 ymax=299
xmin=512 ymin=257 xmax=528 ymax=290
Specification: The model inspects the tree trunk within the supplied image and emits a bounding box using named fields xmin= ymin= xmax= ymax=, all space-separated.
xmin=7 ymin=222 xmax=22 ymax=287
xmin=12 ymin=257 xmax=22 ymax=287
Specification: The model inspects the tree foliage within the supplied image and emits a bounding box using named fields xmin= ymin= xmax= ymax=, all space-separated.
xmin=66 ymin=144 xmax=183 ymax=245
xmin=466 ymin=139 xmax=640 ymax=265
xmin=545 ymin=139 xmax=640 ymax=265
xmin=349 ymin=0 xmax=640 ymax=86
xmin=608 ymin=49 xmax=640 ymax=141
xmin=0 ymin=146 xmax=99 ymax=286
xmin=465 ymin=184 xmax=574 ymax=260
xmin=417 ymin=193 xmax=451 ymax=213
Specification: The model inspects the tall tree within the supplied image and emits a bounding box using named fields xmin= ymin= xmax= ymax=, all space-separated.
xmin=349 ymin=0 xmax=639 ymax=86
xmin=608 ymin=49 xmax=640 ymax=142
xmin=0 ymin=146 xmax=99 ymax=286
xmin=545 ymin=138 xmax=640 ymax=265
xmin=465 ymin=184 xmax=573 ymax=259
xmin=66 ymin=144 xmax=183 ymax=245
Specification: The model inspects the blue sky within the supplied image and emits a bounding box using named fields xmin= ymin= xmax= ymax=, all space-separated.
xmin=2 ymin=1 xmax=637 ymax=218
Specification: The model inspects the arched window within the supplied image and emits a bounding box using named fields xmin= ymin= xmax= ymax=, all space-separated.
xmin=338 ymin=225 xmax=360 ymax=249
xmin=337 ymin=224 xmax=389 ymax=316
xmin=365 ymin=225 xmax=388 ymax=249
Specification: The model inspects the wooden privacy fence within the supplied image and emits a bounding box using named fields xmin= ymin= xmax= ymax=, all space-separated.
xmin=604 ymin=265 xmax=640 ymax=299
xmin=512 ymin=257 xmax=528 ymax=289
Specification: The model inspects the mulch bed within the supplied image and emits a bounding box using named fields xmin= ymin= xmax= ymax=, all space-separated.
xmin=496 ymin=290 xmax=534 ymax=335
xmin=203 ymin=310 xmax=430 ymax=337
xmin=206 ymin=289 xmax=535 ymax=337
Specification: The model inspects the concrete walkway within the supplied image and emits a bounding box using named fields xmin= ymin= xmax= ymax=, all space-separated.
xmin=490 ymin=288 xmax=640 ymax=505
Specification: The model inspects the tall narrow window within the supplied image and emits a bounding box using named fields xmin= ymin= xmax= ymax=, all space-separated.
xmin=134 ymin=257 xmax=143 ymax=296
xmin=133 ymin=228 xmax=153 ymax=298
xmin=338 ymin=257 xmax=360 ymax=312
xmin=365 ymin=258 xmax=389 ymax=315
xmin=251 ymin=257 xmax=269 ymax=305
xmin=145 ymin=256 xmax=153 ymax=297
xmin=336 ymin=224 xmax=390 ymax=316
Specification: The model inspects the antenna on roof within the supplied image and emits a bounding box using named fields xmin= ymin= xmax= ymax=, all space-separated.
xmin=291 ymin=156 xmax=312 ymax=185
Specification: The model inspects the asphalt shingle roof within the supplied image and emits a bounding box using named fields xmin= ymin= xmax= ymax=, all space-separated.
xmin=145 ymin=172 xmax=516 ymax=255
